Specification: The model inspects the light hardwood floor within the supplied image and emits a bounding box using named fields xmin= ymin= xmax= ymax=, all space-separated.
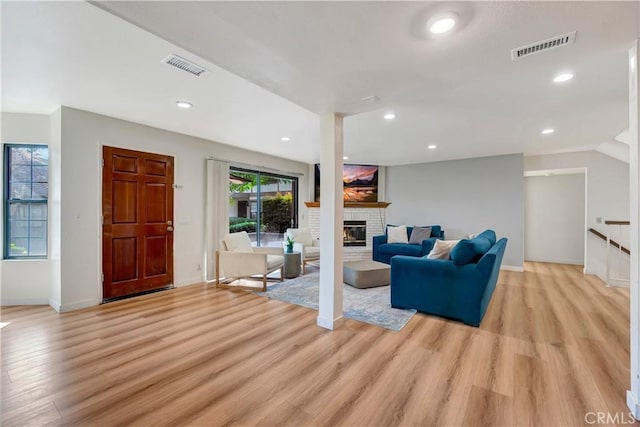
xmin=1 ymin=262 xmax=636 ymax=426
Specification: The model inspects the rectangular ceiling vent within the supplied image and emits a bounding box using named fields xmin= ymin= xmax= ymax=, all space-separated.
xmin=162 ymin=54 xmax=209 ymax=77
xmin=511 ymin=31 xmax=576 ymax=61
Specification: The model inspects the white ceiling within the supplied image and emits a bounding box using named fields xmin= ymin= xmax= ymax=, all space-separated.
xmin=3 ymin=1 xmax=639 ymax=166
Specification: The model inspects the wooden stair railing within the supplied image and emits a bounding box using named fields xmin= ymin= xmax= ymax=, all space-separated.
xmin=588 ymin=228 xmax=630 ymax=255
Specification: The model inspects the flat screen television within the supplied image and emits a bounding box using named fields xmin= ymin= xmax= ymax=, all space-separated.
xmin=314 ymin=164 xmax=378 ymax=203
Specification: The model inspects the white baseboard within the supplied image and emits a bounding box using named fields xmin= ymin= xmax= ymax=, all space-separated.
xmin=317 ymin=315 xmax=344 ymax=330
xmin=175 ymin=277 xmax=202 ymax=287
xmin=526 ymin=257 xmax=584 ymax=265
xmin=49 ymin=299 xmax=61 ymax=313
xmin=59 ymin=298 xmax=99 ymax=313
xmin=501 ymin=265 xmax=524 ymax=272
xmin=0 ymin=298 xmax=49 ymax=306
xmin=628 ymin=390 xmax=640 ymax=420
xmin=607 ymin=278 xmax=631 ymax=288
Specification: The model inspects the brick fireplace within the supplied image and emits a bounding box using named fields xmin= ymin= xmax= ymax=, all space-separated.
xmin=305 ymin=202 xmax=389 ymax=261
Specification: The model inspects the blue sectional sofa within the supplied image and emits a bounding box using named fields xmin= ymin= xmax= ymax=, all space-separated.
xmin=372 ymin=225 xmax=444 ymax=265
xmin=390 ymin=230 xmax=507 ymax=326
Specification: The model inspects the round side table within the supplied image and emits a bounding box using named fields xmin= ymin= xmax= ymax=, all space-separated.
xmin=283 ymin=251 xmax=302 ymax=279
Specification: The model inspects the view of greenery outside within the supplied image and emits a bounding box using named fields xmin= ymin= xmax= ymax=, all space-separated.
xmin=261 ymin=192 xmax=293 ymax=233
xmin=229 ymin=169 xmax=295 ymax=245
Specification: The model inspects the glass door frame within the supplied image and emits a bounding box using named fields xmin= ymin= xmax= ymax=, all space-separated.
xmin=230 ymin=167 xmax=298 ymax=246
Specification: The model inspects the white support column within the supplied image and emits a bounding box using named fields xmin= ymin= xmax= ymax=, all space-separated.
xmin=317 ymin=113 xmax=344 ymax=330
xmin=627 ymin=40 xmax=640 ymax=419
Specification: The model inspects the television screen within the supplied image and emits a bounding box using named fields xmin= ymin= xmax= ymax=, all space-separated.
xmin=314 ymin=164 xmax=378 ymax=202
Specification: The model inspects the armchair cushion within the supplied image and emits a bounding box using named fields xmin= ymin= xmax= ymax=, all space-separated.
xmin=267 ymin=255 xmax=285 ymax=270
xmin=224 ymin=232 xmax=253 ymax=252
xmin=304 ymin=246 xmax=321 ymax=260
xmin=286 ymin=228 xmax=313 ymax=246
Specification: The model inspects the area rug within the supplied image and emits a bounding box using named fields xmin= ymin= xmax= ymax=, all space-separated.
xmin=255 ymin=271 xmax=416 ymax=331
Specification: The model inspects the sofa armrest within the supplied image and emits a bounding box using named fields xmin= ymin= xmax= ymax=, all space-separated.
xmin=372 ymin=234 xmax=387 ymax=262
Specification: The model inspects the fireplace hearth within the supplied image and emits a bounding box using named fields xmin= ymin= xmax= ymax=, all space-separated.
xmin=343 ymin=220 xmax=366 ymax=247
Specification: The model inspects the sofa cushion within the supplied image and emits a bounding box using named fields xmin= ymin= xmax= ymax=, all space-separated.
xmin=379 ymin=243 xmax=423 ymax=257
xmin=224 ymin=232 xmax=253 ymax=252
xmin=387 ymin=225 xmax=409 ymax=244
xmin=409 ymin=226 xmax=432 ymax=244
xmin=476 ymin=229 xmax=497 ymax=246
xmin=450 ymin=237 xmax=492 ymax=265
xmin=427 ymin=239 xmax=460 ymax=259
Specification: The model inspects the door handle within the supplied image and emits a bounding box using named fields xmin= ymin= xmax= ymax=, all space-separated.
xmin=167 ymin=226 xmax=174 ymax=232
xmin=167 ymin=220 xmax=173 ymax=225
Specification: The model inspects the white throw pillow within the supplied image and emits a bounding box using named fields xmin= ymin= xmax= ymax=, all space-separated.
xmin=387 ymin=225 xmax=408 ymax=244
xmin=224 ymin=232 xmax=253 ymax=252
xmin=427 ymin=239 xmax=460 ymax=260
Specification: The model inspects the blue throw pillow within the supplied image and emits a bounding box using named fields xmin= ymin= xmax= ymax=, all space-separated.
xmin=476 ymin=229 xmax=497 ymax=246
xmin=450 ymin=236 xmax=492 ymax=265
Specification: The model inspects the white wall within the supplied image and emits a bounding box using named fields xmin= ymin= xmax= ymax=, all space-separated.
xmin=525 ymin=151 xmax=630 ymax=282
xmin=2 ymin=108 xmax=310 ymax=311
xmin=1 ymin=113 xmax=53 ymax=304
xmin=525 ymin=173 xmax=585 ymax=265
xmin=385 ymin=154 xmax=524 ymax=269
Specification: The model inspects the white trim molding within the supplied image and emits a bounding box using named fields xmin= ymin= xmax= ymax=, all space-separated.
xmin=628 ymin=390 xmax=640 ymax=420
xmin=59 ymin=298 xmax=99 ymax=313
xmin=317 ymin=315 xmax=344 ymax=330
xmin=501 ymin=265 xmax=524 ymax=272
xmin=0 ymin=298 xmax=49 ymax=306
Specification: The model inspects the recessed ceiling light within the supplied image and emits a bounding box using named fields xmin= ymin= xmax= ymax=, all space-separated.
xmin=343 ymin=156 xmax=349 ymax=160
xmin=281 ymin=137 xmax=291 ymax=141
xmin=427 ymin=144 xmax=437 ymax=150
xmin=541 ymin=128 xmax=555 ymax=135
xmin=176 ymin=101 xmax=192 ymax=109
xmin=384 ymin=113 xmax=396 ymax=120
xmin=553 ymin=73 xmax=574 ymax=83
xmin=428 ymin=13 xmax=457 ymax=34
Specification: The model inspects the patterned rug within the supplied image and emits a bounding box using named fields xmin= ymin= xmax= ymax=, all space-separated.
xmin=255 ymin=271 xmax=416 ymax=331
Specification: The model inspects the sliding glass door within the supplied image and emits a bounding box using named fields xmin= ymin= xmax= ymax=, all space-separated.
xmin=229 ymin=168 xmax=298 ymax=246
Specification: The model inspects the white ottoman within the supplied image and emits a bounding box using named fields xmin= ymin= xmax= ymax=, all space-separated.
xmin=343 ymin=260 xmax=390 ymax=289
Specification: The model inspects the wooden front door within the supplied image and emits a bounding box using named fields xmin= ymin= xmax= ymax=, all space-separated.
xmin=102 ymin=146 xmax=174 ymax=301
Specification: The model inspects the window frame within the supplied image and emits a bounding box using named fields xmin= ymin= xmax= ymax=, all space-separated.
xmin=3 ymin=143 xmax=49 ymax=259
xmin=229 ymin=167 xmax=299 ymax=246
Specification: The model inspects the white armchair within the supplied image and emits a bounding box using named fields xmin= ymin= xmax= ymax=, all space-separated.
xmin=286 ymin=228 xmax=320 ymax=274
xmin=216 ymin=231 xmax=284 ymax=291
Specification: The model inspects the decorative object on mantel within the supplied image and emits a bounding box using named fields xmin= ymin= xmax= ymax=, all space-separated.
xmin=304 ymin=201 xmax=391 ymax=208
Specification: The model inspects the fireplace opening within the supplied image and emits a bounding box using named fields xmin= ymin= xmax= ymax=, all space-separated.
xmin=343 ymin=220 xmax=366 ymax=247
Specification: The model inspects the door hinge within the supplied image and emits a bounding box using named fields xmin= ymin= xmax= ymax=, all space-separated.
xmin=101 ymin=273 xmax=104 ymax=282
xmin=102 ymin=158 xmax=104 ymax=167
xmin=101 ymin=215 xmax=104 ymax=225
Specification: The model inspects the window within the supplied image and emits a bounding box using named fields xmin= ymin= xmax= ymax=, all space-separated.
xmin=4 ymin=144 xmax=48 ymax=258
xmin=229 ymin=168 xmax=298 ymax=247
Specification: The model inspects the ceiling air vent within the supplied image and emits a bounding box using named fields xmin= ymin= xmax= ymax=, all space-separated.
xmin=162 ymin=54 xmax=209 ymax=77
xmin=511 ymin=31 xmax=576 ymax=61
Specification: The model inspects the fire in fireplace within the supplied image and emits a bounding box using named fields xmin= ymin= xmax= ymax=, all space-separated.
xmin=343 ymin=220 xmax=366 ymax=247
